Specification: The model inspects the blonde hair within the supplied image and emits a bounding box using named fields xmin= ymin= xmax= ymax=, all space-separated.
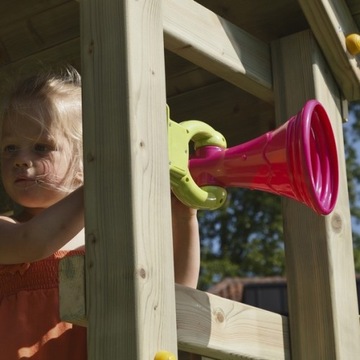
xmin=1 ymin=66 xmax=83 ymax=193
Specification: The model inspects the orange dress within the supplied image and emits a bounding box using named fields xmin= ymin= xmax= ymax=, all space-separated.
xmin=0 ymin=250 xmax=87 ymax=360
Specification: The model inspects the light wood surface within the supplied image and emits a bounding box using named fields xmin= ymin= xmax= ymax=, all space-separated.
xmin=60 ymin=255 xmax=290 ymax=360
xmin=163 ymin=0 xmax=273 ymax=104
xmin=272 ymin=30 xmax=360 ymax=360
xmin=81 ymin=0 xmax=177 ymax=358
xmin=297 ymin=0 xmax=360 ymax=101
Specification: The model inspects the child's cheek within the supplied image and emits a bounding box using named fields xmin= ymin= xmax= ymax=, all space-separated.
xmin=36 ymin=159 xmax=52 ymax=177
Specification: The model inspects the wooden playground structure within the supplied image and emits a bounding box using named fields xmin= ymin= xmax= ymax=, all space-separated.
xmin=1 ymin=0 xmax=360 ymax=359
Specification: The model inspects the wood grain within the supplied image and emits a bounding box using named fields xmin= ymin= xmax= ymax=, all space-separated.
xmin=163 ymin=0 xmax=273 ymax=104
xmin=81 ymin=0 xmax=177 ymax=358
xmin=60 ymin=256 xmax=290 ymax=360
xmin=297 ymin=0 xmax=360 ymax=100
xmin=272 ymin=30 xmax=360 ymax=360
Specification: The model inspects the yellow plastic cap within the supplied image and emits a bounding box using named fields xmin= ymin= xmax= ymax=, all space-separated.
xmin=346 ymin=34 xmax=360 ymax=55
xmin=154 ymin=351 xmax=176 ymax=360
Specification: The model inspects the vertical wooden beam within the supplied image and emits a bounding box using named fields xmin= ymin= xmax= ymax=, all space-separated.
xmin=81 ymin=0 xmax=177 ymax=358
xmin=272 ymin=30 xmax=360 ymax=359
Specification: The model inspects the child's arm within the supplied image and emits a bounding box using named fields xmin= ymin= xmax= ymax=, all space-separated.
xmin=171 ymin=194 xmax=200 ymax=288
xmin=0 ymin=187 xmax=84 ymax=264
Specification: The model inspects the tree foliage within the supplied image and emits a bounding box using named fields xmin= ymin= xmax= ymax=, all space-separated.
xmin=198 ymin=101 xmax=360 ymax=290
xmin=198 ymin=188 xmax=284 ymax=290
xmin=345 ymin=101 xmax=360 ymax=271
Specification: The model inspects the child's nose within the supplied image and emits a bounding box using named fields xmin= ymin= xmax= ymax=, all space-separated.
xmin=15 ymin=161 xmax=32 ymax=168
xmin=14 ymin=151 xmax=33 ymax=168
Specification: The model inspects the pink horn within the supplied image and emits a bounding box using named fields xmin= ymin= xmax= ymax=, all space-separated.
xmin=189 ymin=100 xmax=339 ymax=215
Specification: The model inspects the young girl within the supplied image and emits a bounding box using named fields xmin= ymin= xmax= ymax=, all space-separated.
xmin=0 ymin=68 xmax=200 ymax=359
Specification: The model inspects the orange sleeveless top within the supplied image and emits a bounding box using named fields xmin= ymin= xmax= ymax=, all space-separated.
xmin=0 ymin=250 xmax=87 ymax=359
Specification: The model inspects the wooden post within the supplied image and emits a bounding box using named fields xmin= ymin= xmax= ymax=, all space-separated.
xmin=81 ymin=0 xmax=177 ymax=358
xmin=272 ymin=30 xmax=360 ymax=359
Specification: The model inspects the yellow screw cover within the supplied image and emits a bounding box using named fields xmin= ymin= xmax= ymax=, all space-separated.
xmin=154 ymin=350 xmax=176 ymax=360
xmin=346 ymin=34 xmax=360 ymax=55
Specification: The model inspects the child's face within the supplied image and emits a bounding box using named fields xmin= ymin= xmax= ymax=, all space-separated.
xmin=0 ymin=115 xmax=71 ymax=213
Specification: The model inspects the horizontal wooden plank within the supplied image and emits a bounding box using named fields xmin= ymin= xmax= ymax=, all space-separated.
xmin=0 ymin=0 xmax=70 ymax=30
xmin=0 ymin=0 xmax=358 ymax=103
xmin=0 ymin=1 xmax=79 ymax=62
xmin=176 ymin=285 xmax=290 ymax=360
xmin=59 ymin=255 xmax=290 ymax=360
xmin=0 ymin=0 xmax=273 ymax=105
xmin=297 ymin=0 xmax=360 ymax=101
xmin=167 ymin=80 xmax=274 ymax=147
xmin=163 ymin=0 xmax=274 ymax=104
xmin=30 ymin=2 xmax=79 ymax=49
xmin=165 ymin=50 xmax=220 ymax=98
xmin=0 ymin=37 xmax=80 ymax=97
xmin=195 ymin=0 xmax=308 ymax=44
xmin=346 ymin=0 xmax=360 ymax=15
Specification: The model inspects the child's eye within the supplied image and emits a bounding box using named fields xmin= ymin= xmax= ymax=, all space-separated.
xmin=3 ymin=145 xmax=18 ymax=154
xmin=34 ymin=144 xmax=51 ymax=153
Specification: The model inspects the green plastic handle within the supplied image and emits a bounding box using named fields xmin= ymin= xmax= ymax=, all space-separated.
xmin=167 ymin=106 xmax=227 ymax=210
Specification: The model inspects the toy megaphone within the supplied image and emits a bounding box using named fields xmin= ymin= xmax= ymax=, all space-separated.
xmin=168 ymin=100 xmax=338 ymax=215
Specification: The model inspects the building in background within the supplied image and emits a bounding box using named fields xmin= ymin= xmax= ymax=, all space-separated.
xmin=208 ymin=276 xmax=360 ymax=316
